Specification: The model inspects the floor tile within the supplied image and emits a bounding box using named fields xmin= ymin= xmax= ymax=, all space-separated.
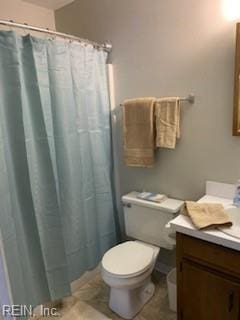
xmin=30 ymin=270 xmax=176 ymax=320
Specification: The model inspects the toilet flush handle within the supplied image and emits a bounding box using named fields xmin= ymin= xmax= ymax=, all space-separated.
xmin=123 ymin=202 xmax=132 ymax=208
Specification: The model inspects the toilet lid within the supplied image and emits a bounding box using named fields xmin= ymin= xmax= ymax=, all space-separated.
xmin=102 ymin=241 xmax=154 ymax=278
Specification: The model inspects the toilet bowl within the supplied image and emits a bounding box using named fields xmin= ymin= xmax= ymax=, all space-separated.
xmin=101 ymin=191 xmax=184 ymax=319
xmin=101 ymin=241 xmax=160 ymax=319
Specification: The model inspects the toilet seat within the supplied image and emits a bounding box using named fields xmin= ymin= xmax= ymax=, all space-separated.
xmin=102 ymin=241 xmax=154 ymax=279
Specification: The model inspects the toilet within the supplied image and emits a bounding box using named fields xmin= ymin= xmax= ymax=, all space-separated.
xmin=101 ymin=191 xmax=184 ymax=319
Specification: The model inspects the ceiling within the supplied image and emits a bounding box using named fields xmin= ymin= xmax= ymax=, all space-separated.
xmin=21 ymin=0 xmax=75 ymax=10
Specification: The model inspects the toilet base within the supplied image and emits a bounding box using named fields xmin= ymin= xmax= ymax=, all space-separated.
xmin=109 ymin=276 xmax=155 ymax=319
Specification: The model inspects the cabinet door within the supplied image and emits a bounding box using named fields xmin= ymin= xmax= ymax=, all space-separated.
xmin=233 ymin=23 xmax=240 ymax=136
xmin=180 ymin=261 xmax=240 ymax=320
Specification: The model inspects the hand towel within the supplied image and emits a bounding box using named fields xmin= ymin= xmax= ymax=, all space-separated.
xmin=183 ymin=201 xmax=232 ymax=230
xmin=123 ymin=97 xmax=156 ymax=167
xmin=155 ymin=97 xmax=180 ymax=149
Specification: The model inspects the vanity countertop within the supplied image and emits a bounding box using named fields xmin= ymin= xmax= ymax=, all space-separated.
xmin=170 ymin=192 xmax=240 ymax=252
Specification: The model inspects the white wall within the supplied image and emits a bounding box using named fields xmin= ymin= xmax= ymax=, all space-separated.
xmin=0 ymin=0 xmax=55 ymax=29
xmin=55 ymin=0 xmax=240 ymax=204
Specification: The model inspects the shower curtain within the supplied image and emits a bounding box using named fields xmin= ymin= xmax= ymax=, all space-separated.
xmin=0 ymin=30 xmax=117 ymax=311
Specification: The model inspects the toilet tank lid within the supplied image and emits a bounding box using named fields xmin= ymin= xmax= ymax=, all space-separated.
xmin=122 ymin=191 xmax=184 ymax=213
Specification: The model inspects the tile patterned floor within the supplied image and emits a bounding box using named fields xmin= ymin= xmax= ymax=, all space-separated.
xmin=34 ymin=271 xmax=176 ymax=320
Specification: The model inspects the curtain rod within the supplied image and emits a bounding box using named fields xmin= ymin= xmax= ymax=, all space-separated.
xmin=0 ymin=19 xmax=112 ymax=53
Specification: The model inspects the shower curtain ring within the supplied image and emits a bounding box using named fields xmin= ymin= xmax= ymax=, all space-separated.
xmin=46 ymin=28 xmax=54 ymax=41
xmin=23 ymin=22 xmax=28 ymax=36
xmin=8 ymin=20 xmax=14 ymax=32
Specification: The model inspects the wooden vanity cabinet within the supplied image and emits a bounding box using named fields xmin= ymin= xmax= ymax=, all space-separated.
xmin=177 ymin=233 xmax=240 ymax=320
xmin=233 ymin=23 xmax=240 ymax=136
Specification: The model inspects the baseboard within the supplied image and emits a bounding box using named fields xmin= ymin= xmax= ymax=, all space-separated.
xmin=71 ymin=264 xmax=101 ymax=293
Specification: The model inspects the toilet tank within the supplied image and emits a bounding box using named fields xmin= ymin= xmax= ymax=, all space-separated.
xmin=122 ymin=192 xmax=184 ymax=250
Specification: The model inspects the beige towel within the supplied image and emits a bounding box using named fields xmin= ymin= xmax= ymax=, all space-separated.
xmin=183 ymin=201 xmax=232 ymax=230
xmin=123 ymin=97 xmax=156 ymax=167
xmin=155 ymin=97 xmax=180 ymax=149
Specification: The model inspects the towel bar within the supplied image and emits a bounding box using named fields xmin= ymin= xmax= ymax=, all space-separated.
xmin=120 ymin=94 xmax=195 ymax=106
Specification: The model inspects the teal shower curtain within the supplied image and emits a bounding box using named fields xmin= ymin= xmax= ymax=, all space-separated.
xmin=0 ymin=31 xmax=117 ymax=311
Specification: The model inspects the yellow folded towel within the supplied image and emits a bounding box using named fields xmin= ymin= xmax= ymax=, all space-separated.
xmin=184 ymin=201 xmax=232 ymax=230
xmin=155 ymin=97 xmax=180 ymax=149
xmin=123 ymin=97 xmax=156 ymax=167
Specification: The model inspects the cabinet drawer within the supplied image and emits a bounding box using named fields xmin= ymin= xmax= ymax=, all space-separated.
xmin=180 ymin=233 xmax=240 ymax=278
